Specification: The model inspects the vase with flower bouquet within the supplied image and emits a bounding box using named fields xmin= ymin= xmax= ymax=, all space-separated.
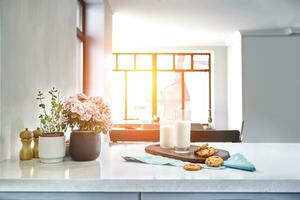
xmin=61 ymin=94 xmax=112 ymax=161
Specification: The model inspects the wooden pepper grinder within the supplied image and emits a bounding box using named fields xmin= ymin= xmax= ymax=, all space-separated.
xmin=32 ymin=128 xmax=42 ymax=158
xmin=19 ymin=128 xmax=33 ymax=160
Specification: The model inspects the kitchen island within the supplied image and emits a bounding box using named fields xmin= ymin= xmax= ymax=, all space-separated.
xmin=0 ymin=143 xmax=300 ymax=199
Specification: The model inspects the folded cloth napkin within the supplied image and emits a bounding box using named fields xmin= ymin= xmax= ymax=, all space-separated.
xmin=122 ymin=155 xmax=186 ymax=167
xmin=223 ymin=153 xmax=256 ymax=172
xmin=122 ymin=153 xmax=256 ymax=172
xmin=122 ymin=154 xmax=225 ymax=170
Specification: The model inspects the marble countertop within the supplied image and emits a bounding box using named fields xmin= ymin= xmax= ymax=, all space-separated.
xmin=0 ymin=142 xmax=300 ymax=192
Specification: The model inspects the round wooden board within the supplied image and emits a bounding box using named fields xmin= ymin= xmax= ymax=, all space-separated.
xmin=145 ymin=144 xmax=230 ymax=163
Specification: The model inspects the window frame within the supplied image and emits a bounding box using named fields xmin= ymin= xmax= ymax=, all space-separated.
xmin=113 ymin=52 xmax=212 ymax=123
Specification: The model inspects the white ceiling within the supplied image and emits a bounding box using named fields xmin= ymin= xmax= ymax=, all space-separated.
xmin=108 ymin=0 xmax=300 ymax=49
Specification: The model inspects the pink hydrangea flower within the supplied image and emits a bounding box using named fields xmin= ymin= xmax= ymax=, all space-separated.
xmin=70 ymin=102 xmax=85 ymax=116
xmin=62 ymin=93 xmax=113 ymax=133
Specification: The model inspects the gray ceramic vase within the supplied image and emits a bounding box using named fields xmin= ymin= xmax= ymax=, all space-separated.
xmin=69 ymin=130 xmax=101 ymax=161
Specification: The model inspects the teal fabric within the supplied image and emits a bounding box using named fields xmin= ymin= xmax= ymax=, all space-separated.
xmin=122 ymin=154 xmax=226 ymax=170
xmin=223 ymin=153 xmax=256 ymax=172
xmin=122 ymin=155 xmax=186 ymax=167
xmin=122 ymin=153 xmax=256 ymax=172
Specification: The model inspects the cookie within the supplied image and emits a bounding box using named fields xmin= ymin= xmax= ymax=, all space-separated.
xmin=194 ymin=143 xmax=209 ymax=153
xmin=195 ymin=147 xmax=217 ymax=158
xmin=183 ymin=164 xmax=201 ymax=171
xmin=205 ymin=156 xmax=224 ymax=167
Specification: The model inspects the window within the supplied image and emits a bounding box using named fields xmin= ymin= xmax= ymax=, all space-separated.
xmin=76 ymin=0 xmax=86 ymax=93
xmin=112 ymin=53 xmax=212 ymax=123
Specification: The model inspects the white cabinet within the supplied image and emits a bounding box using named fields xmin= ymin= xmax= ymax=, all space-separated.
xmin=141 ymin=193 xmax=300 ymax=200
xmin=0 ymin=192 xmax=140 ymax=200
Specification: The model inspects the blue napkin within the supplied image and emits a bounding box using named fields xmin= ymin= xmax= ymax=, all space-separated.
xmin=122 ymin=153 xmax=256 ymax=172
xmin=122 ymin=154 xmax=225 ymax=170
xmin=223 ymin=153 xmax=256 ymax=172
xmin=122 ymin=155 xmax=186 ymax=167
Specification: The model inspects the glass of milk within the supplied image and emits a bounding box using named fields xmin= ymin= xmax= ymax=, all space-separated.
xmin=159 ymin=121 xmax=175 ymax=149
xmin=174 ymin=110 xmax=191 ymax=153
xmin=159 ymin=111 xmax=176 ymax=149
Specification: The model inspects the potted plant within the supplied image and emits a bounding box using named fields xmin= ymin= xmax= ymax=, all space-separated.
xmin=61 ymin=93 xmax=112 ymax=161
xmin=36 ymin=87 xmax=67 ymax=163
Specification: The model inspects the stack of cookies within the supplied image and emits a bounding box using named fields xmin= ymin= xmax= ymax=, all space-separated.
xmin=183 ymin=143 xmax=224 ymax=171
xmin=194 ymin=143 xmax=224 ymax=167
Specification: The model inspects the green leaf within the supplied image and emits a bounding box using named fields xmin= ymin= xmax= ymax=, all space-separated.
xmin=51 ymin=100 xmax=56 ymax=106
xmin=39 ymin=104 xmax=45 ymax=109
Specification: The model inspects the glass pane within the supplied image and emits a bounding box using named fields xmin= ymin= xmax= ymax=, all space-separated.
xmin=76 ymin=38 xmax=83 ymax=93
xmin=193 ymin=55 xmax=209 ymax=70
xmin=185 ymin=72 xmax=209 ymax=123
xmin=175 ymin=55 xmax=191 ymax=69
xmin=118 ymin=55 xmax=134 ymax=69
xmin=76 ymin=1 xmax=83 ymax=31
xmin=127 ymin=72 xmax=152 ymax=121
xmin=157 ymin=55 xmax=173 ymax=69
xmin=136 ymin=55 xmax=152 ymax=70
xmin=111 ymin=73 xmax=125 ymax=122
xmin=157 ymin=72 xmax=182 ymax=118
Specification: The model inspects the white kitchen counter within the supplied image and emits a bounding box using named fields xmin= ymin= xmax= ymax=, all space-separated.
xmin=0 ymin=143 xmax=300 ymax=193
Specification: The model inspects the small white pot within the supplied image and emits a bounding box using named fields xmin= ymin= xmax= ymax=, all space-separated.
xmin=39 ymin=133 xmax=66 ymax=164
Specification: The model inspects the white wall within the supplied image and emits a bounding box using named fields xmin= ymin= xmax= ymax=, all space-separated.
xmin=0 ymin=0 xmax=77 ymax=160
xmin=226 ymin=32 xmax=243 ymax=131
xmin=242 ymin=35 xmax=300 ymax=142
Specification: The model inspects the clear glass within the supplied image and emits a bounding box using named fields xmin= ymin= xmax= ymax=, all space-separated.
xmin=175 ymin=55 xmax=191 ymax=70
xmin=160 ymin=120 xmax=175 ymax=149
xmin=127 ymin=72 xmax=152 ymax=121
xmin=111 ymin=73 xmax=125 ymax=122
xmin=193 ymin=55 xmax=209 ymax=70
xmin=174 ymin=110 xmax=191 ymax=153
xmin=136 ymin=55 xmax=152 ymax=70
xmin=157 ymin=55 xmax=173 ymax=69
xmin=175 ymin=109 xmax=191 ymax=121
xmin=185 ymin=72 xmax=209 ymax=123
xmin=118 ymin=55 xmax=134 ymax=69
xmin=157 ymin=72 xmax=182 ymax=119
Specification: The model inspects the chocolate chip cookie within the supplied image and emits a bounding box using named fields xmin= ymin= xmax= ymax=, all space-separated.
xmin=183 ymin=163 xmax=201 ymax=171
xmin=205 ymin=155 xmax=224 ymax=167
xmin=194 ymin=143 xmax=209 ymax=153
xmin=195 ymin=147 xmax=217 ymax=158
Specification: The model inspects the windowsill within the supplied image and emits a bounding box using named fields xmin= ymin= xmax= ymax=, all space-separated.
xmin=113 ymin=122 xmax=207 ymax=130
xmin=109 ymin=123 xmax=242 ymax=143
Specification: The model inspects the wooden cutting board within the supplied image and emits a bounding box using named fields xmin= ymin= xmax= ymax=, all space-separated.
xmin=145 ymin=144 xmax=230 ymax=163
